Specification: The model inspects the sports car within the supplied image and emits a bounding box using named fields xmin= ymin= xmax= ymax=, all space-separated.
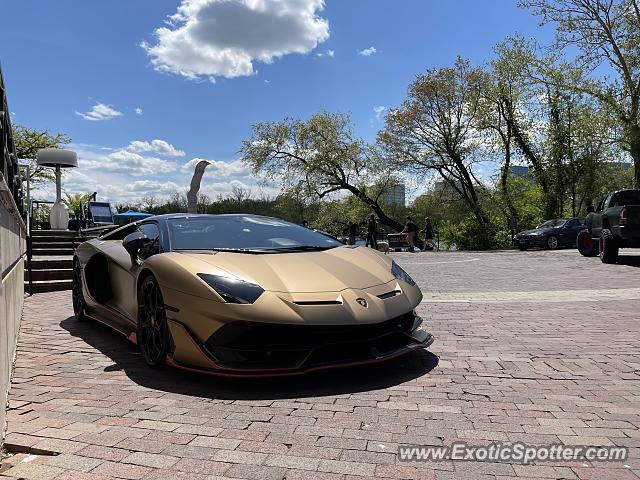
xmin=72 ymin=214 xmax=433 ymax=377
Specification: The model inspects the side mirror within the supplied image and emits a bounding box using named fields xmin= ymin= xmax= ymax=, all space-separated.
xmin=123 ymin=231 xmax=150 ymax=260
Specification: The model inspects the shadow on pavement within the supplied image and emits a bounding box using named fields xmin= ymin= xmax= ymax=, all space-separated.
xmin=616 ymin=255 xmax=640 ymax=268
xmin=60 ymin=317 xmax=438 ymax=400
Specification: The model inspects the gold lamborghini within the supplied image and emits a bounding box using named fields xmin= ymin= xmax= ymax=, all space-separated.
xmin=72 ymin=214 xmax=433 ymax=376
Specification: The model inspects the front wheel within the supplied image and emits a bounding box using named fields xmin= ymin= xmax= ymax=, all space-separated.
xmin=72 ymin=259 xmax=87 ymax=321
xmin=599 ymin=229 xmax=619 ymax=264
xmin=545 ymin=235 xmax=559 ymax=250
xmin=138 ymin=275 xmax=170 ymax=368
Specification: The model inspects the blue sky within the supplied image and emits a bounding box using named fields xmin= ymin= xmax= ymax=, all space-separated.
xmin=1 ymin=0 xmax=554 ymax=203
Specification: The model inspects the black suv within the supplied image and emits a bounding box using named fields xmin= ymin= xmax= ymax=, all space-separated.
xmin=577 ymin=189 xmax=640 ymax=263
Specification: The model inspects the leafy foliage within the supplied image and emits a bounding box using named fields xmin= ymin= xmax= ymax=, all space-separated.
xmin=13 ymin=124 xmax=71 ymax=186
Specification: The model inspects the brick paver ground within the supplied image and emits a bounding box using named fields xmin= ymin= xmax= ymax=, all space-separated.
xmin=2 ymin=249 xmax=639 ymax=479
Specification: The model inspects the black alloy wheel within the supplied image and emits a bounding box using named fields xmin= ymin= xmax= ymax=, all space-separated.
xmin=72 ymin=259 xmax=87 ymax=321
xmin=138 ymin=275 xmax=170 ymax=368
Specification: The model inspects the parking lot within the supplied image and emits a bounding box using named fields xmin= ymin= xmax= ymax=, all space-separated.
xmin=2 ymin=249 xmax=640 ymax=479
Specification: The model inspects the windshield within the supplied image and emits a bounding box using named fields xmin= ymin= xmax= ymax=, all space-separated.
xmin=168 ymin=216 xmax=342 ymax=252
xmin=537 ymin=219 xmax=566 ymax=229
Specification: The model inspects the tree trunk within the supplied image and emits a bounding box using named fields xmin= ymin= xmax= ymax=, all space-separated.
xmin=500 ymin=139 xmax=517 ymax=222
xmin=630 ymin=129 xmax=640 ymax=188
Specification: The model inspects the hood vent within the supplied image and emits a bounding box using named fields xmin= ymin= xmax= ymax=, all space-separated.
xmin=293 ymin=300 xmax=343 ymax=306
xmin=377 ymin=290 xmax=402 ymax=300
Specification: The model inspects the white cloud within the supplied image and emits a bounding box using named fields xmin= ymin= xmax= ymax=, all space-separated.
xmin=135 ymin=107 xmax=143 ymax=115
xmin=126 ymin=180 xmax=181 ymax=194
xmin=200 ymin=179 xmax=280 ymax=199
xmin=316 ymin=49 xmax=334 ymax=58
xmin=142 ymin=0 xmax=330 ymax=81
xmin=373 ymin=105 xmax=386 ymax=122
xmin=181 ymin=158 xmax=251 ymax=178
xmin=127 ymin=139 xmax=185 ymax=157
xmin=358 ymin=46 xmax=377 ymax=56
xmin=72 ymin=144 xmax=178 ymax=177
xmin=32 ymin=141 xmax=273 ymax=204
xmin=75 ymin=102 xmax=123 ymax=121
xmin=86 ymin=151 xmax=177 ymax=176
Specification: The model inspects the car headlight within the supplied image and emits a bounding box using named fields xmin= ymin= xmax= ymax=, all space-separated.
xmin=197 ymin=273 xmax=264 ymax=304
xmin=391 ymin=261 xmax=416 ymax=286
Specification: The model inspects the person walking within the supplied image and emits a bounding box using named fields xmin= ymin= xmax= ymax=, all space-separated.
xmin=365 ymin=214 xmax=378 ymax=249
xmin=423 ymin=217 xmax=434 ymax=251
xmin=402 ymin=216 xmax=418 ymax=252
xmin=348 ymin=222 xmax=358 ymax=245
xmin=584 ymin=205 xmax=595 ymax=232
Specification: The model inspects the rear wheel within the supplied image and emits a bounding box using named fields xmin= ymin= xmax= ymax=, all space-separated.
xmin=577 ymin=229 xmax=598 ymax=257
xmin=138 ymin=275 xmax=170 ymax=368
xmin=545 ymin=235 xmax=559 ymax=250
xmin=599 ymin=229 xmax=619 ymax=264
xmin=72 ymin=259 xmax=87 ymax=321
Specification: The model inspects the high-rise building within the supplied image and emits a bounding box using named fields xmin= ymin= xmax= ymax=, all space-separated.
xmin=381 ymin=182 xmax=406 ymax=206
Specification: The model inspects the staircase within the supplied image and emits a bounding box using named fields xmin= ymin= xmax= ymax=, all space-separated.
xmin=24 ymin=230 xmax=85 ymax=293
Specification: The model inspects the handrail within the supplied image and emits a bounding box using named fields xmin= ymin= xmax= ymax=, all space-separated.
xmin=0 ymin=65 xmax=24 ymax=220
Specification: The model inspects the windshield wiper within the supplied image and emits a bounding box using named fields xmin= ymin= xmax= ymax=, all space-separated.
xmin=267 ymin=245 xmax=333 ymax=252
xmin=174 ymin=247 xmax=260 ymax=253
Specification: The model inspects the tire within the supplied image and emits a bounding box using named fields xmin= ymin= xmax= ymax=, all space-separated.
xmin=137 ymin=275 xmax=170 ymax=368
xmin=577 ymin=229 xmax=598 ymax=257
xmin=545 ymin=235 xmax=559 ymax=250
xmin=518 ymin=245 xmax=528 ymax=251
xmin=72 ymin=258 xmax=87 ymax=321
xmin=599 ymin=229 xmax=619 ymax=264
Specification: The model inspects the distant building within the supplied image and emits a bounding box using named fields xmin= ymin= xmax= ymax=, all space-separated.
xmin=381 ymin=182 xmax=406 ymax=206
xmin=433 ymin=179 xmax=462 ymax=192
xmin=509 ymin=165 xmax=530 ymax=177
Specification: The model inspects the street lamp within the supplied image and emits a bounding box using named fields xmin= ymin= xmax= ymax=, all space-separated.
xmin=36 ymin=148 xmax=78 ymax=230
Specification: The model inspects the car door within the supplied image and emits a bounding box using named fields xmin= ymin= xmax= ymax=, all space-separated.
xmin=562 ymin=219 xmax=582 ymax=245
xmin=591 ymin=196 xmax=609 ymax=237
xmin=108 ymin=222 xmax=162 ymax=323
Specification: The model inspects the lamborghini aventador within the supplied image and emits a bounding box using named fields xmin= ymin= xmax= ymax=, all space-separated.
xmin=72 ymin=214 xmax=433 ymax=376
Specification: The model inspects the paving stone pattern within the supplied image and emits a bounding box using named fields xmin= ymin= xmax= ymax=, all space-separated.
xmin=2 ymin=249 xmax=639 ymax=479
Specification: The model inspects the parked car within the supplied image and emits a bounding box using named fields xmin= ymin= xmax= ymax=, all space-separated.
xmin=73 ymin=214 xmax=433 ymax=376
xmin=514 ymin=218 xmax=584 ymax=250
xmin=577 ymin=189 xmax=640 ymax=263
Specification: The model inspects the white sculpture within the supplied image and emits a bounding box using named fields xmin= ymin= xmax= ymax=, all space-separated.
xmin=187 ymin=160 xmax=211 ymax=214
xmin=37 ymin=149 xmax=78 ymax=230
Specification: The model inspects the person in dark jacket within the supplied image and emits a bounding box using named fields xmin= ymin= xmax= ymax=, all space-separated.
xmin=584 ymin=205 xmax=595 ymax=232
xmin=365 ymin=214 xmax=378 ymax=249
xmin=423 ymin=217 xmax=434 ymax=251
xmin=402 ymin=216 xmax=418 ymax=252
xmin=348 ymin=222 xmax=358 ymax=245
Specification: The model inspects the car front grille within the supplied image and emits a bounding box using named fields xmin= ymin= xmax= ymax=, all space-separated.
xmin=204 ymin=312 xmax=418 ymax=370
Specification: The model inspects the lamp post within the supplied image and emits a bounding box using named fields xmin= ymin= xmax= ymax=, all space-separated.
xmin=36 ymin=148 xmax=78 ymax=230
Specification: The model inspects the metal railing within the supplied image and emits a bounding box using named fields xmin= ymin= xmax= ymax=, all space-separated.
xmin=0 ymin=66 xmax=24 ymax=219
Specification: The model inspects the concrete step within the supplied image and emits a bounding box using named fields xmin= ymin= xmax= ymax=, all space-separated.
xmin=24 ymin=279 xmax=72 ymax=293
xmin=27 ymin=258 xmax=74 ymax=270
xmin=30 ymin=236 xmax=85 ymax=244
xmin=31 ymin=248 xmax=74 ymax=256
xmin=25 ymin=268 xmax=72 ymax=281
xmin=31 ymin=230 xmax=78 ymax=237
xmin=30 ymin=241 xmax=81 ymax=249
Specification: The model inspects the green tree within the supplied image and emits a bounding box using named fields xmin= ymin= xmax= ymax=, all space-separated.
xmin=380 ymin=57 xmax=491 ymax=229
xmin=240 ymin=111 xmax=403 ymax=231
xmin=13 ymin=125 xmax=71 ymax=186
xmin=521 ymin=0 xmax=640 ymax=186
xmin=62 ymin=192 xmax=92 ymax=217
